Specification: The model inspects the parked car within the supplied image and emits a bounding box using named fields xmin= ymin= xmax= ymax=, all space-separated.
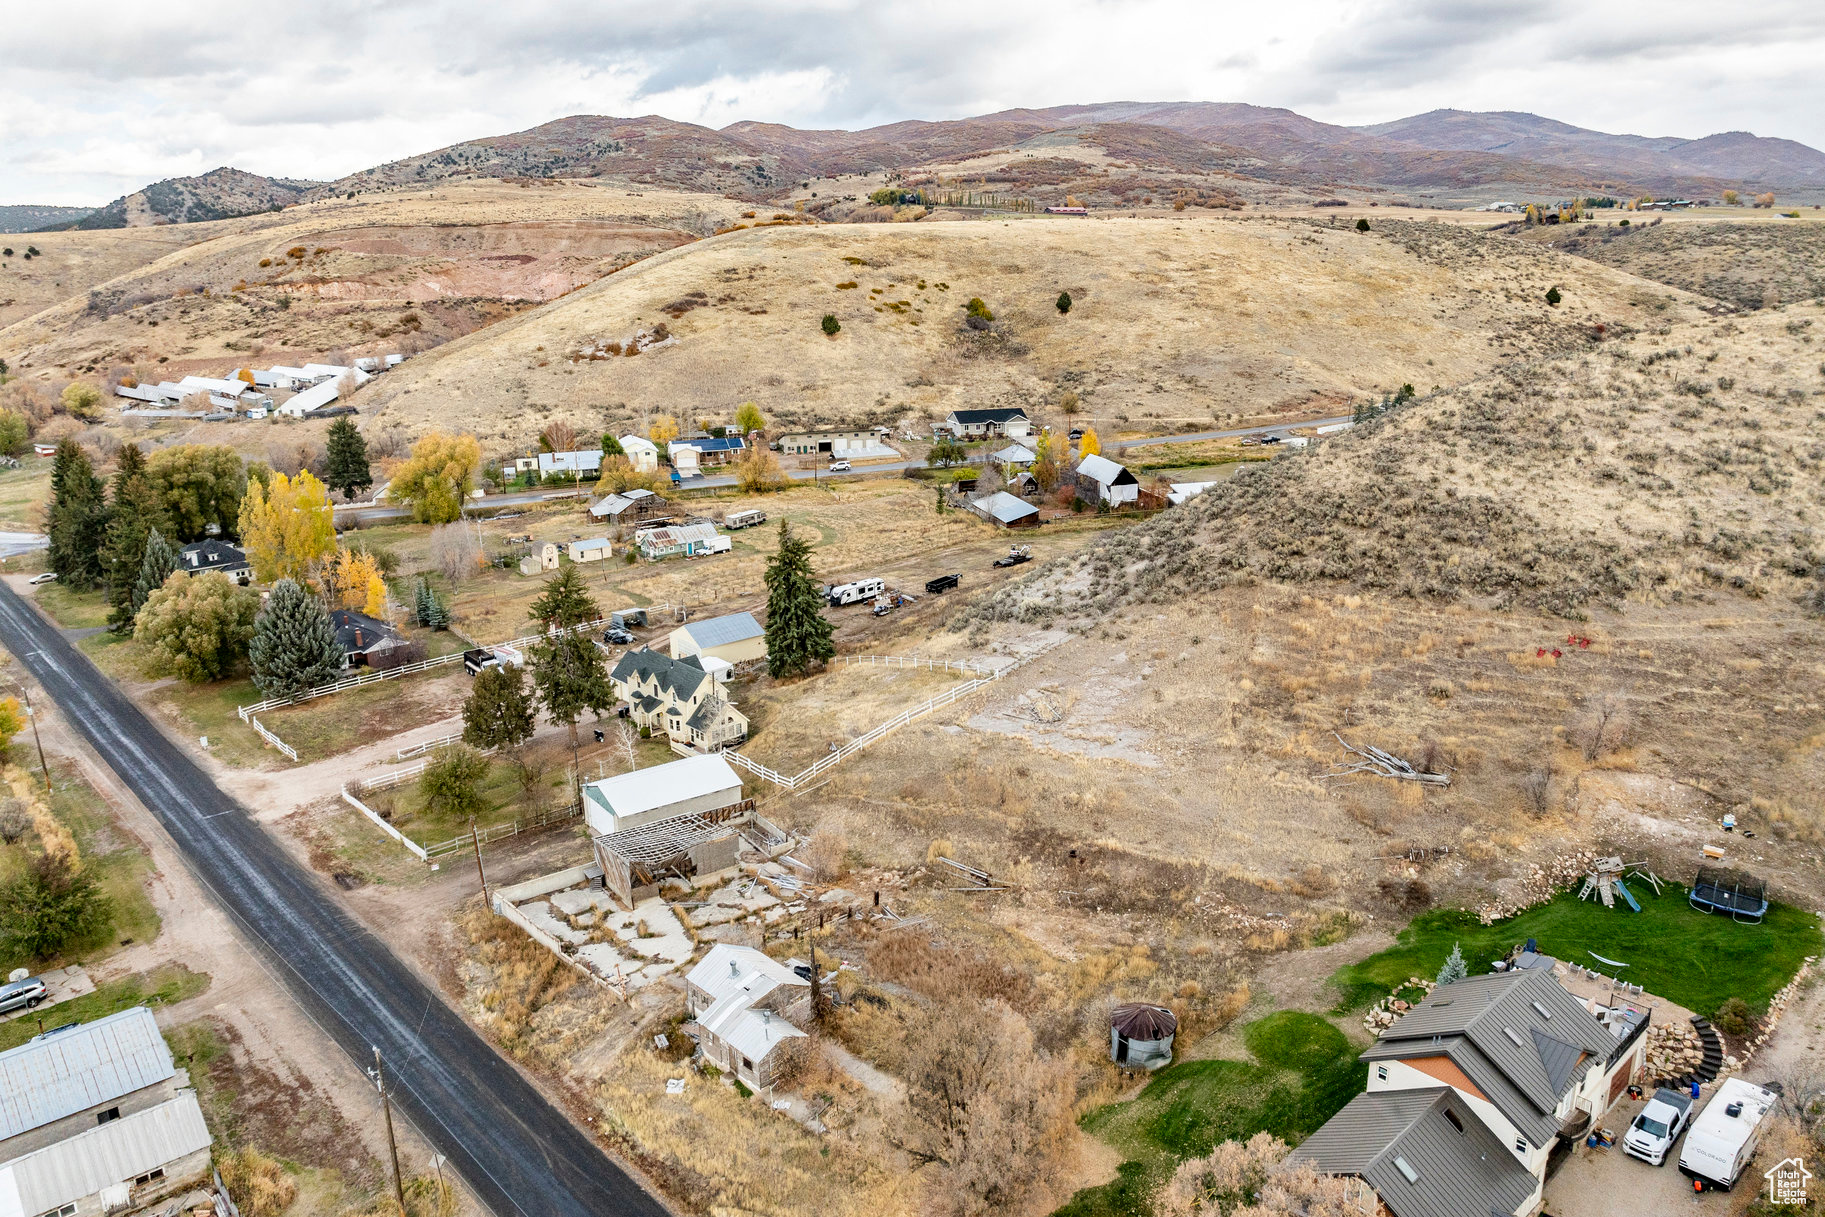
xmin=0 ymin=974 xmax=47 ymax=1015
xmin=1068 ymin=428 xmax=1084 ymax=441
xmin=27 ymin=572 xmax=56 ymax=585
xmin=603 ymin=628 xmax=636 ymax=646
xmin=1624 ymin=1087 xmax=1694 ymax=1166
xmin=827 ymin=460 xmax=852 ymax=473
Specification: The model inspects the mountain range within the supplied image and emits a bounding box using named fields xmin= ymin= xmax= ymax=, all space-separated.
xmin=33 ymin=102 xmax=1825 ymax=229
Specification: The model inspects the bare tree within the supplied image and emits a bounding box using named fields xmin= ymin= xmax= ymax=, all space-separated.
xmin=366 ymin=427 xmax=409 ymax=461
xmin=895 ymin=997 xmax=1075 ymax=1217
xmin=1572 ymin=691 xmax=1633 ymax=761
xmin=541 ymin=420 xmax=578 ymax=453
xmin=428 ymin=521 xmax=484 ymax=583
xmin=1523 ymin=765 xmax=1553 ymax=817
xmin=1157 ymin=1136 xmax=1362 ymax=1217
xmin=617 ymin=720 xmax=639 ymax=773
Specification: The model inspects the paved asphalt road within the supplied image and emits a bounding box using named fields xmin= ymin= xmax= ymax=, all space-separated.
xmin=0 ymin=583 xmax=669 ymax=1217
xmin=334 ymin=414 xmax=1352 ymax=523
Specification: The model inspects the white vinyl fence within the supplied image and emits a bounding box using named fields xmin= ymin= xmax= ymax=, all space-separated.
xmin=722 ymin=643 xmax=1060 ymax=792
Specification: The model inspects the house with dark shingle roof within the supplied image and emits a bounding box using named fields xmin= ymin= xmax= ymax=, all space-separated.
xmin=1291 ymin=966 xmax=1649 ymax=1217
xmin=328 ymin=609 xmax=409 ymax=669
xmin=177 ymin=539 xmax=251 ymax=585
xmin=609 ymin=647 xmax=748 ymax=752
xmin=942 ymin=407 xmax=1030 ymax=440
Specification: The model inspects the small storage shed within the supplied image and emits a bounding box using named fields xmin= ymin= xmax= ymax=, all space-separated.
xmin=972 ymin=491 xmax=1041 ymax=529
xmin=1110 ymin=1003 xmax=1177 ymax=1070
xmin=569 ymin=537 xmax=613 ymax=563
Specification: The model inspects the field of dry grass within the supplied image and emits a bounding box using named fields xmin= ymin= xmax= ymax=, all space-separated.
xmin=0 ymin=179 xmax=749 ymax=384
xmin=1532 ymin=217 xmax=1825 ymax=311
xmin=359 ymin=214 xmax=1707 ymax=448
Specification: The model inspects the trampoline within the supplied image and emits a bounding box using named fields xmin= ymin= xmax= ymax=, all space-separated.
xmin=1688 ymin=866 xmax=1769 ymax=923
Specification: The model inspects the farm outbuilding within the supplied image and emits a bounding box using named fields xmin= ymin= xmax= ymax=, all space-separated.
xmin=671 ymin=611 xmax=766 ymax=666
xmin=1110 ymin=1003 xmax=1177 ymax=1070
xmin=971 ymin=491 xmax=1041 ymax=529
xmin=1076 ymin=454 xmax=1140 ymax=507
xmin=568 ymin=537 xmax=613 ymax=563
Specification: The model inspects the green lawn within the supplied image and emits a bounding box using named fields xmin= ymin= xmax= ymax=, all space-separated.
xmin=1330 ymin=885 xmax=1824 ymax=1019
xmin=33 ymin=582 xmax=110 ymax=629
xmin=0 ymin=964 xmax=209 ymax=1051
xmin=1056 ymin=1012 xmax=1367 ymax=1217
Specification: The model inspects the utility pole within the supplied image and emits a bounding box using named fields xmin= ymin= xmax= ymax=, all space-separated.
xmin=371 ymin=1047 xmax=408 ymax=1216
xmin=808 ymin=939 xmax=822 ymax=1025
xmin=469 ymin=817 xmax=487 ymax=901
xmin=20 ymin=686 xmax=48 ymax=784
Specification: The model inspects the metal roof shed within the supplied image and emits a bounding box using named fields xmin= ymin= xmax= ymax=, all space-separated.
xmin=671 ymin=612 xmax=764 ymax=663
xmin=972 ymin=491 xmax=1040 ymax=528
xmin=582 ymin=753 xmax=744 ymax=836
xmin=0 ymin=1093 xmax=211 ymax=1217
xmin=0 ymin=1008 xmax=175 ymax=1142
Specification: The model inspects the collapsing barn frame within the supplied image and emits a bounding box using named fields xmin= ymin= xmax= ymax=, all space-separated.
xmin=591 ymin=800 xmax=779 ymax=907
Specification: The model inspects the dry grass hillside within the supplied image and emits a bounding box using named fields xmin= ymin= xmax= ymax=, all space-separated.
xmin=0 ymin=223 xmax=221 ymax=330
xmin=361 ymin=215 xmax=1708 ymax=445
xmin=1539 ymin=218 xmax=1825 ymax=312
xmin=0 ymin=180 xmax=746 ymax=382
xmin=985 ymin=303 xmax=1825 ymax=622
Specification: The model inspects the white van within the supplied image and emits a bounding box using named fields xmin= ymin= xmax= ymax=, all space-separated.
xmin=826 ymin=577 xmax=885 ymax=606
xmin=1679 ymin=1078 xmax=1778 ymax=1190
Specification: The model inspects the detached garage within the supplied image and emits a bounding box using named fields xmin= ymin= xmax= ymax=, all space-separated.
xmin=670 ymin=611 xmax=767 ymax=666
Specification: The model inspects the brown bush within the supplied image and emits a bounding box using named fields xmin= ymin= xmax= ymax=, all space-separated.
xmin=218 ymin=1146 xmax=298 ymax=1217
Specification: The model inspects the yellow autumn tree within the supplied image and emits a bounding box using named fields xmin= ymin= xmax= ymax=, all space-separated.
xmin=649 ymin=415 xmax=679 ymax=446
xmin=386 ymin=431 xmax=481 ymax=524
xmin=238 ymin=470 xmax=336 ymax=584
xmin=326 ymin=548 xmax=386 ymax=613
xmin=1077 ymin=427 xmax=1101 ymax=459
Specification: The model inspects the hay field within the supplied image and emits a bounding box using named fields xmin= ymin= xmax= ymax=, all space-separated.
xmin=0 ymin=179 xmax=749 ymax=382
xmin=359 ymin=214 xmax=1708 ymax=446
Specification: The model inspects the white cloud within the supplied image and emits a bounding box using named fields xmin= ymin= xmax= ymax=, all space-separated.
xmin=2 ymin=0 xmax=1820 ymax=205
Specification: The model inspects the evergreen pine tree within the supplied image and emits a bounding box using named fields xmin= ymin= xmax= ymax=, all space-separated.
xmin=132 ymin=529 xmax=178 ymax=615
xmin=46 ymin=439 xmax=108 ymax=589
xmin=248 ymin=578 xmax=343 ymax=699
xmin=324 ymin=417 xmax=372 ymax=500
xmin=763 ymin=521 xmax=835 ymax=678
xmin=463 ymin=664 xmax=536 ymax=754
xmin=525 ymin=566 xmax=610 ymax=790
xmin=1436 ymin=942 xmax=1468 ymax=987
xmin=103 ymin=444 xmax=158 ymax=632
xmin=412 ymin=578 xmax=450 ymax=629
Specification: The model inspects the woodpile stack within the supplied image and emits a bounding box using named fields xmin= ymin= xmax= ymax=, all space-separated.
xmin=1363 ymin=976 xmax=1437 ymax=1036
xmin=1645 ymin=1023 xmax=1706 ymax=1078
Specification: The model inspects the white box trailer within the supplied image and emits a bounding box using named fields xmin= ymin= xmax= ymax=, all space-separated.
xmin=725 ymin=509 xmax=767 ymax=530
xmin=826 ymin=577 xmax=884 ymax=606
xmin=1679 ymin=1078 xmax=1779 ymax=1190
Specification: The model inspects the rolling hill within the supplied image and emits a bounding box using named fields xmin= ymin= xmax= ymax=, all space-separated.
xmin=70 ymin=167 xmax=322 ymax=230
xmin=356 ymin=214 xmax=1709 ymax=447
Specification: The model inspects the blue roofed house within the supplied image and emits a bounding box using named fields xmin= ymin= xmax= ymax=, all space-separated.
xmin=669 ymin=435 xmax=749 ymax=476
xmin=609 ymin=647 xmax=749 ymax=752
xmin=0 ymin=1008 xmax=213 ymax=1217
xmin=670 ymin=611 xmax=766 ymax=666
xmin=1291 ymin=966 xmax=1649 ymax=1217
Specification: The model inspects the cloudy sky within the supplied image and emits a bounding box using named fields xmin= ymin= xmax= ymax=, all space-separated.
xmin=6 ymin=0 xmax=1824 ymax=205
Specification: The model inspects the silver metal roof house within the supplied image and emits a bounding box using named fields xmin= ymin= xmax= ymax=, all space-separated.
xmin=0 ymin=1009 xmax=175 ymax=1144
xmin=0 ymin=1093 xmax=211 ymax=1217
xmin=1290 ymin=1088 xmax=1537 ymax=1217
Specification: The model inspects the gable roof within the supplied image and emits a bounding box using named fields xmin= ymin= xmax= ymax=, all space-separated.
xmin=0 ymin=1093 xmax=211 ymax=1217
xmin=991 ymin=443 xmax=1037 ymax=464
xmin=638 ymin=523 xmax=720 ymax=550
xmin=1363 ymin=968 xmax=1619 ymax=1146
xmin=1290 ymin=1087 xmax=1537 ymax=1217
xmin=0 ymin=1008 xmax=175 ymax=1141
xmin=328 ymin=609 xmax=403 ymax=655
xmin=583 ymin=752 xmax=742 ymax=823
xmin=591 ymin=494 xmax=635 ymax=518
xmin=619 ymin=435 xmax=658 ymax=453
xmin=973 ymin=491 xmax=1039 ymax=524
xmin=677 ymin=612 xmax=763 ymax=651
xmin=569 ymin=536 xmax=611 ymax=553
xmin=179 ymin=539 xmax=248 ymax=573
xmin=948 ymin=407 xmax=1028 ymax=425
xmin=538 ymin=450 xmax=604 ymax=475
xmin=1077 ymin=454 xmax=1136 ymax=487
xmin=610 ymin=646 xmax=708 ymax=702
xmin=687 ymin=944 xmax=808 ymax=1005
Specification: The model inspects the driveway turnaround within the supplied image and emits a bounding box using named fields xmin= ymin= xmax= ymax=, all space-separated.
xmin=0 ymin=583 xmax=669 ymax=1217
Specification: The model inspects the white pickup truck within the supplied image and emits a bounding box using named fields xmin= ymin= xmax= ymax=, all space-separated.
xmin=1623 ymin=1087 xmax=1693 ymax=1166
